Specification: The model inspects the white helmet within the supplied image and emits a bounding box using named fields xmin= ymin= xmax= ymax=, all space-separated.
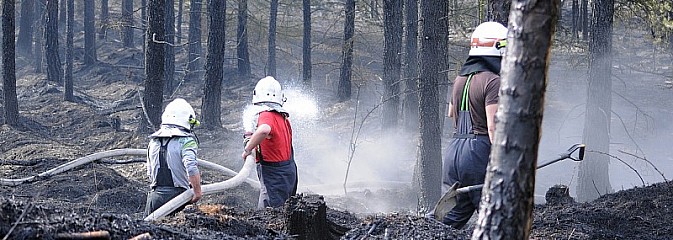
xmin=252 ymin=76 xmax=286 ymax=106
xmin=161 ymin=98 xmax=199 ymax=130
xmin=469 ymin=22 xmax=508 ymax=57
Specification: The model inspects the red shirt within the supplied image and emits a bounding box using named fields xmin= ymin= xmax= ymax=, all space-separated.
xmin=257 ymin=111 xmax=293 ymax=162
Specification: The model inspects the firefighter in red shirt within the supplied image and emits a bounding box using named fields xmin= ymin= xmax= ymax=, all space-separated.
xmin=242 ymin=76 xmax=297 ymax=208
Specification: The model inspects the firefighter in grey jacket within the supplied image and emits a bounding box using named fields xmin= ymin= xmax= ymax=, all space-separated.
xmin=145 ymin=98 xmax=202 ymax=216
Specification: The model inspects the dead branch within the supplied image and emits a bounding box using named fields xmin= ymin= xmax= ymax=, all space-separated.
xmin=590 ymin=150 xmax=645 ymax=186
xmin=611 ymin=110 xmax=646 ymax=155
xmin=54 ymin=230 xmax=110 ymax=240
xmin=2 ymin=192 xmax=41 ymax=240
xmin=1 ymin=159 xmax=41 ymax=166
xmin=129 ymin=233 xmax=152 ymax=240
xmin=617 ymin=150 xmax=667 ymax=181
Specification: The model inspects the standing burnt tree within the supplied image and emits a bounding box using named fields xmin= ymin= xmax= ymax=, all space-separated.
xmin=302 ymin=0 xmax=311 ymax=87
xmin=382 ymin=0 xmax=403 ymax=128
xmin=577 ymin=0 xmax=614 ymax=202
xmin=84 ymin=0 xmax=96 ymax=65
xmin=176 ymin=0 xmax=184 ymax=44
xmin=17 ymin=0 xmax=35 ymax=57
xmin=143 ymin=0 xmax=166 ymax=130
xmin=487 ymin=0 xmax=511 ymax=25
xmin=34 ymin=0 xmax=46 ymax=73
xmin=201 ymin=0 xmax=225 ymax=129
xmin=99 ymin=0 xmax=109 ymax=39
xmin=64 ymin=0 xmax=73 ymax=102
xmin=46 ymin=0 xmax=62 ymax=83
xmin=472 ymin=0 xmax=560 ymax=238
xmin=267 ymin=0 xmax=279 ymax=77
xmin=416 ymin=0 xmax=448 ymax=211
xmin=187 ymin=0 xmax=203 ymax=80
xmin=403 ymin=0 xmax=419 ymax=130
xmin=580 ymin=0 xmax=588 ymax=40
xmin=165 ymin=0 xmax=176 ymax=94
xmin=337 ymin=0 xmax=355 ymax=102
xmin=3 ymin=0 xmax=19 ymax=126
xmin=122 ymin=0 xmax=133 ymax=47
xmin=237 ymin=0 xmax=251 ymax=77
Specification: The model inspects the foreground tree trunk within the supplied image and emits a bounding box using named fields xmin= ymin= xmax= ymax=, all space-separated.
xmin=237 ymin=0 xmax=251 ymax=77
xmin=3 ymin=0 xmax=19 ymax=126
xmin=46 ymin=0 xmax=62 ymax=83
xmin=302 ymin=0 xmax=312 ymax=87
xmin=337 ymin=0 xmax=355 ymax=102
xmin=382 ymin=0 xmax=402 ymax=128
xmin=17 ymin=0 xmax=35 ymax=56
xmin=165 ymin=0 xmax=176 ymax=94
xmin=487 ymin=0 xmax=511 ymax=25
xmin=403 ymin=0 xmax=419 ymax=130
xmin=84 ymin=0 xmax=97 ymax=65
xmin=472 ymin=0 xmax=560 ymax=238
xmin=122 ymin=0 xmax=134 ymax=47
xmin=64 ymin=0 xmax=74 ymax=101
xmin=267 ymin=0 xmax=279 ymax=77
xmin=202 ymin=0 xmax=225 ymax=129
xmin=416 ymin=0 xmax=448 ymax=212
xmin=577 ymin=0 xmax=614 ymax=202
xmin=187 ymin=0 xmax=203 ymax=80
xmin=143 ymin=0 xmax=166 ymax=131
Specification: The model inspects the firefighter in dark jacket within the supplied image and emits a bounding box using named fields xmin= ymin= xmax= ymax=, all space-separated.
xmin=242 ymin=76 xmax=298 ymax=209
xmin=440 ymin=21 xmax=508 ymax=229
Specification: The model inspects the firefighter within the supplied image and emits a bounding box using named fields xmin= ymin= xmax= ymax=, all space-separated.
xmin=145 ymin=98 xmax=202 ymax=216
xmin=439 ymin=21 xmax=508 ymax=229
xmin=242 ymin=76 xmax=298 ymax=209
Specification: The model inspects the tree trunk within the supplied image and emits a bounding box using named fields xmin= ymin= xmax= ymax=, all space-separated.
xmin=187 ymin=0 xmax=203 ymax=81
xmin=237 ymin=0 xmax=251 ymax=77
xmin=98 ymin=0 xmax=108 ymax=40
xmin=122 ymin=0 xmax=133 ymax=48
xmin=3 ymin=0 xmax=19 ymax=126
xmin=84 ymin=0 xmax=96 ymax=65
xmin=382 ymin=0 xmax=402 ymax=128
xmin=33 ymin=0 xmax=45 ymax=73
xmin=337 ymin=0 xmax=355 ymax=102
xmin=577 ymin=0 xmax=614 ymax=202
xmin=165 ymin=0 xmax=176 ymax=94
xmin=143 ymin=0 xmax=166 ymax=131
xmin=202 ymin=0 xmax=225 ymax=129
xmin=302 ymin=0 xmax=311 ymax=87
xmin=64 ymin=0 xmax=73 ymax=101
xmin=487 ymin=0 xmax=511 ymax=25
xmin=59 ymin=0 xmax=65 ymax=25
xmin=572 ymin=0 xmax=578 ymax=39
xmin=17 ymin=0 xmax=35 ymax=57
xmin=46 ymin=0 xmax=62 ymax=83
xmin=580 ymin=0 xmax=588 ymax=40
xmin=471 ymin=1 xmax=560 ymax=238
xmin=416 ymin=0 xmax=447 ymax=212
xmin=403 ymin=0 xmax=418 ymax=131
xmin=284 ymin=194 xmax=343 ymax=240
xmin=176 ymin=0 xmax=183 ymax=44
xmin=267 ymin=0 xmax=279 ymax=77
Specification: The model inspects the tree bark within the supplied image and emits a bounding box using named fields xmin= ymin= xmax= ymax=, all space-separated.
xmin=17 ymin=0 xmax=35 ymax=57
xmin=143 ymin=0 xmax=166 ymax=131
xmin=64 ymin=0 xmax=73 ymax=101
xmin=337 ymin=0 xmax=355 ymax=102
xmin=122 ymin=0 xmax=134 ymax=47
xmin=577 ymin=0 xmax=614 ymax=202
xmin=187 ymin=0 xmax=203 ymax=81
xmin=266 ymin=0 xmax=279 ymax=77
xmin=580 ymin=0 xmax=588 ymax=40
xmin=98 ymin=0 xmax=109 ymax=40
xmin=382 ymin=0 xmax=402 ymax=128
xmin=471 ymin=0 xmax=560 ymax=238
xmin=46 ymin=0 xmax=62 ymax=83
xmin=487 ymin=0 xmax=511 ymax=25
xmin=176 ymin=0 xmax=183 ymax=44
xmin=284 ymin=194 xmax=342 ymax=240
xmin=202 ymin=0 xmax=225 ymax=129
xmin=165 ymin=0 xmax=176 ymax=94
xmin=416 ymin=0 xmax=448 ymax=212
xmin=59 ymin=0 xmax=65 ymax=25
xmin=33 ymin=0 xmax=46 ymax=73
xmin=3 ymin=0 xmax=19 ymax=126
xmin=572 ymin=0 xmax=578 ymax=39
xmin=237 ymin=0 xmax=251 ymax=77
xmin=403 ymin=0 xmax=419 ymax=130
xmin=84 ymin=0 xmax=97 ymax=65
xmin=302 ymin=0 xmax=312 ymax=87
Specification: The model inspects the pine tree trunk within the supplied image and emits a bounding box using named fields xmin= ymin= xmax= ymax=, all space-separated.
xmin=187 ymin=0 xmax=203 ymax=81
xmin=84 ymin=0 xmax=97 ymax=65
xmin=98 ymin=0 xmax=109 ymax=40
xmin=46 ymin=0 xmax=62 ymax=83
xmin=471 ymin=1 xmax=560 ymax=238
xmin=165 ymin=0 xmax=176 ymax=94
xmin=33 ymin=0 xmax=45 ymax=73
xmin=3 ymin=0 xmax=19 ymax=126
xmin=59 ymin=0 xmax=65 ymax=26
xmin=302 ymin=0 xmax=311 ymax=87
xmin=122 ymin=0 xmax=134 ymax=48
xmin=580 ymin=0 xmax=588 ymax=40
xmin=143 ymin=0 xmax=166 ymax=131
xmin=416 ymin=0 xmax=447 ymax=212
xmin=17 ymin=0 xmax=35 ymax=57
xmin=577 ymin=0 xmax=614 ymax=202
xmin=267 ymin=0 xmax=279 ymax=77
xmin=176 ymin=0 xmax=183 ymax=44
xmin=202 ymin=0 xmax=225 ymax=129
xmin=64 ymin=0 xmax=74 ymax=102
xmin=337 ymin=0 xmax=355 ymax=102
xmin=403 ymin=0 xmax=419 ymax=130
xmin=382 ymin=0 xmax=402 ymax=128
xmin=572 ymin=0 xmax=578 ymax=39
xmin=237 ymin=0 xmax=251 ymax=77
xmin=487 ymin=0 xmax=511 ymax=25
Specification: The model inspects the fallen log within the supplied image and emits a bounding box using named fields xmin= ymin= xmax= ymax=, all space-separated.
xmin=128 ymin=233 xmax=152 ymax=240
xmin=54 ymin=230 xmax=110 ymax=240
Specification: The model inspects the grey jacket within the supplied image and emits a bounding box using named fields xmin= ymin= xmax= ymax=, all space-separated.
xmin=146 ymin=125 xmax=199 ymax=189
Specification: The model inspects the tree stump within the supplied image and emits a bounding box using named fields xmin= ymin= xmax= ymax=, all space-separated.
xmin=284 ymin=194 xmax=345 ymax=240
xmin=545 ymin=184 xmax=575 ymax=205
